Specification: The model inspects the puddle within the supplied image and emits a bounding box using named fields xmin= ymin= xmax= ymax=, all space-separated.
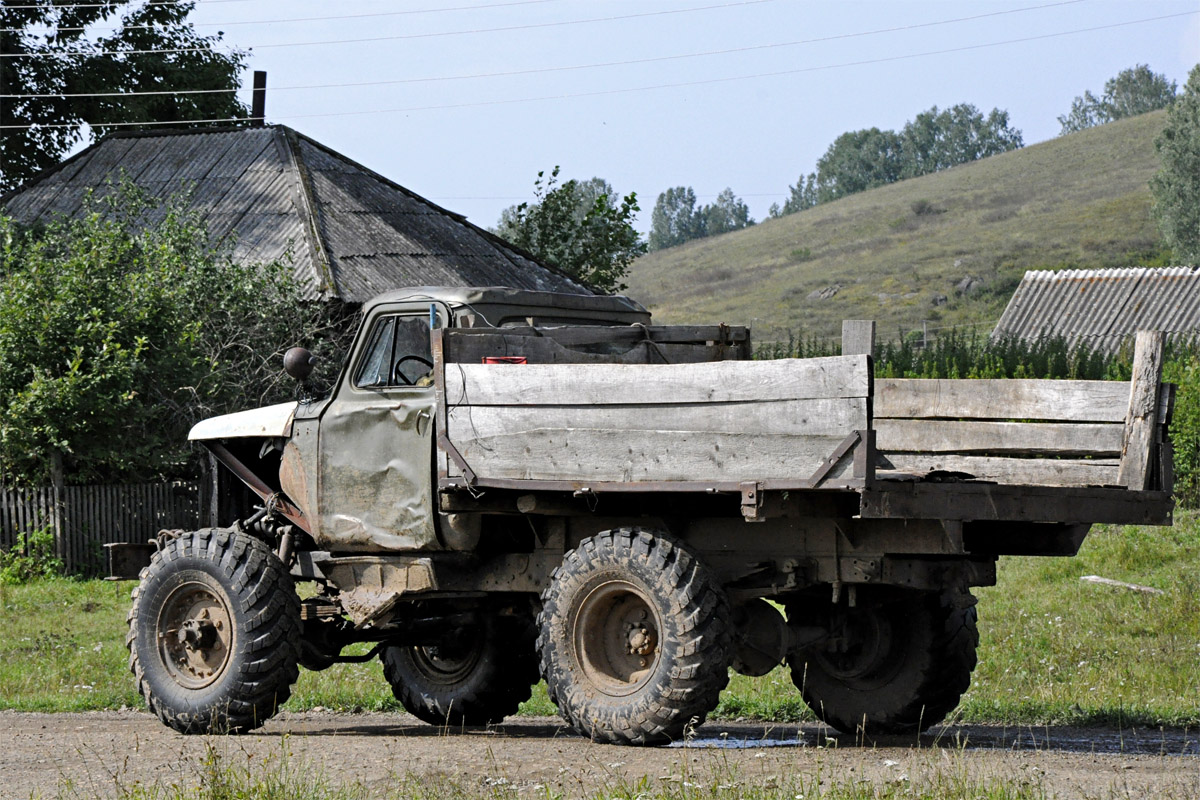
xmin=669 ymin=736 xmax=805 ymax=749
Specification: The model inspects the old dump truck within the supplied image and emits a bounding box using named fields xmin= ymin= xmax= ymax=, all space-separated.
xmin=118 ymin=286 xmax=1174 ymax=745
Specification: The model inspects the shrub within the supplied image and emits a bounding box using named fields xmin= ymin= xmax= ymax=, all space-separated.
xmin=0 ymin=527 xmax=63 ymax=584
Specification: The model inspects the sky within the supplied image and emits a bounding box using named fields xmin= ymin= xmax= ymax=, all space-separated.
xmin=177 ymin=0 xmax=1200 ymax=233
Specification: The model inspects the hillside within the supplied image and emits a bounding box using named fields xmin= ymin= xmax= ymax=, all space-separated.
xmin=625 ymin=111 xmax=1168 ymax=343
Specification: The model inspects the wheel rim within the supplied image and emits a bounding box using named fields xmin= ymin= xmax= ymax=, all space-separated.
xmin=814 ymin=607 xmax=901 ymax=689
xmin=156 ymin=580 xmax=234 ymax=689
xmin=409 ymin=639 xmax=482 ymax=686
xmin=572 ymin=580 xmax=662 ymax=697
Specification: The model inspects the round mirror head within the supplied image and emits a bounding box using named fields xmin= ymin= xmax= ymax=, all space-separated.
xmin=283 ymin=347 xmax=316 ymax=380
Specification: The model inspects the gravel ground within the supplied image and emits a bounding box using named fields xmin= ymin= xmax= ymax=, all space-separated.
xmin=3 ymin=711 xmax=1199 ymax=799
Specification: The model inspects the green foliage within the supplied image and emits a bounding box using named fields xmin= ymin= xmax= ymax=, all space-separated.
xmin=648 ymin=185 xmax=704 ymax=250
xmin=1150 ymin=63 xmax=1200 ymax=264
xmin=1059 ymin=64 xmax=1178 ymax=135
xmin=898 ymin=104 xmax=1024 ymax=179
xmin=769 ymin=172 xmax=818 ymax=218
xmin=494 ymin=166 xmax=644 ymax=292
xmin=649 ymin=186 xmax=754 ymax=251
xmin=816 ymin=127 xmax=905 ymax=202
xmin=0 ymin=1 xmax=248 ymax=193
xmin=0 ymin=527 xmax=63 ymax=584
xmin=0 ymin=181 xmax=341 ymax=485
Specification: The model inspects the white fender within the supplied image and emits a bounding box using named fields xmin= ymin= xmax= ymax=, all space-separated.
xmin=188 ymin=402 xmax=298 ymax=441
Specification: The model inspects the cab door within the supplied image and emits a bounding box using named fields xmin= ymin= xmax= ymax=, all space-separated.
xmin=315 ymin=303 xmax=448 ymax=552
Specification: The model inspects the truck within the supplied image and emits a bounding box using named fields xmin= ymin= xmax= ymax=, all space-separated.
xmin=117 ymin=286 xmax=1175 ymax=745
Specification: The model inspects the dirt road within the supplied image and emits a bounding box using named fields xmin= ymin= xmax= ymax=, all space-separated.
xmin=2 ymin=711 xmax=1197 ymax=799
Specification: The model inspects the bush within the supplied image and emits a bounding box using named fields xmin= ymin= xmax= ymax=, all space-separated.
xmin=0 ymin=527 xmax=63 ymax=584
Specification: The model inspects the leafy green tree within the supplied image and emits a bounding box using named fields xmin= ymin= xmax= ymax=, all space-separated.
xmin=701 ymin=188 xmax=755 ymax=236
xmin=770 ymin=173 xmax=818 ymax=218
xmin=494 ymin=167 xmax=644 ymax=293
xmin=0 ymin=183 xmax=338 ymax=485
xmin=0 ymin=1 xmax=247 ymax=192
xmin=1058 ymin=64 xmax=1178 ymax=135
xmin=815 ymin=128 xmax=904 ymax=202
xmin=648 ymin=186 xmax=703 ymax=251
xmin=1151 ymin=64 xmax=1200 ymax=264
xmin=899 ymin=104 xmax=1023 ymax=177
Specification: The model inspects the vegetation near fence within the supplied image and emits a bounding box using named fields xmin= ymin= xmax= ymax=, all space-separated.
xmin=757 ymin=329 xmax=1200 ymax=506
xmin=0 ymin=482 xmax=200 ymax=576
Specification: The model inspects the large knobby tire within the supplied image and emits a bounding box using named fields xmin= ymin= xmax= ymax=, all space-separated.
xmin=381 ymin=612 xmax=539 ymax=726
xmin=127 ymin=528 xmax=301 ymax=734
xmin=538 ymin=528 xmax=733 ymax=745
xmin=787 ymin=588 xmax=978 ymax=736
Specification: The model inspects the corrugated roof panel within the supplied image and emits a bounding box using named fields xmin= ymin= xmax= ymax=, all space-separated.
xmin=3 ymin=124 xmax=589 ymax=303
xmin=994 ymin=267 xmax=1200 ymax=351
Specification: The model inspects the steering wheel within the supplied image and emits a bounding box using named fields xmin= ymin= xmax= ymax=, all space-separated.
xmin=392 ymin=354 xmax=435 ymax=386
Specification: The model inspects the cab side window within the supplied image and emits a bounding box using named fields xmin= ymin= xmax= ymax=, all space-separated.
xmin=354 ymin=315 xmax=434 ymax=389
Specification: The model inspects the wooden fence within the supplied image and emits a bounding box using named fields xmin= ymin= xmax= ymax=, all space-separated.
xmin=0 ymin=482 xmax=202 ymax=575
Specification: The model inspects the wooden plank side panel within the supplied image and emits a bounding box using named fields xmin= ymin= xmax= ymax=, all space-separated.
xmin=455 ymin=429 xmax=855 ymax=484
xmin=449 ymin=398 xmax=868 ymax=439
xmin=875 ymin=378 xmax=1129 ymax=422
xmin=875 ymin=419 xmax=1124 ymax=457
xmin=1118 ymin=331 xmax=1165 ymax=490
xmin=446 ymin=355 xmax=871 ymax=407
xmin=880 ymin=454 xmax=1121 ymax=487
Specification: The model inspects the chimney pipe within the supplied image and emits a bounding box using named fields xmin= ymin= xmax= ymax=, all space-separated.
xmin=251 ymin=70 xmax=267 ymax=126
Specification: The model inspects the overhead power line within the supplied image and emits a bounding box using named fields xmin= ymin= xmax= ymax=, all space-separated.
xmin=0 ymin=0 xmax=563 ymax=32
xmin=0 ymin=0 xmax=773 ymax=57
xmin=2 ymin=0 xmax=1087 ymax=99
xmin=0 ymin=10 xmax=1192 ymax=130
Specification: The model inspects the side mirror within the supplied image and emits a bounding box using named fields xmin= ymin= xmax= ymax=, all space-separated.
xmin=283 ymin=347 xmax=316 ymax=380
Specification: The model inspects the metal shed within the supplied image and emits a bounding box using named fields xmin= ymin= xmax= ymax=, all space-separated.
xmin=992 ymin=267 xmax=1200 ymax=351
xmin=1 ymin=125 xmax=590 ymax=303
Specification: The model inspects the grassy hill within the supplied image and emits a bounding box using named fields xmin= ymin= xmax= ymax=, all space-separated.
xmin=625 ymin=110 xmax=1169 ymax=344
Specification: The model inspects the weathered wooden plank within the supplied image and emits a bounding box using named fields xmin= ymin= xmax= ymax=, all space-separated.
xmin=444 ymin=335 xmax=741 ymax=366
xmin=841 ymin=320 xmax=875 ymax=357
xmin=861 ymin=483 xmax=1173 ymax=525
xmin=453 ymin=429 xmax=855 ymax=484
xmin=1118 ymin=331 xmax=1165 ymax=490
xmin=875 ymin=419 xmax=1124 ymax=457
xmin=875 ymin=378 xmax=1129 ymax=422
xmin=879 ymin=454 xmax=1120 ymax=487
xmin=445 ymin=356 xmax=871 ymax=407
xmin=448 ymin=397 xmax=868 ymax=439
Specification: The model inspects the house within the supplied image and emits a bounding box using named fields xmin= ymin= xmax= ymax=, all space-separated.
xmin=1 ymin=124 xmax=589 ymax=303
xmin=992 ymin=267 xmax=1200 ymax=351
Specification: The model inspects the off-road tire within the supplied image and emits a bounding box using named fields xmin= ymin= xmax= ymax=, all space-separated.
xmin=538 ymin=528 xmax=733 ymax=745
xmin=381 ymin=612 xmax=539 ymax=726
xmin=787 ymin=588 xmax=978 ymax=736
xmin=127 ymin=528 xmax=301 ymax=734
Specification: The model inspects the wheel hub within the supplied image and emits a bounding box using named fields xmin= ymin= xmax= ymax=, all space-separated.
xmin=156 ymin=581 xmax=234 ymax=689
xmin=573 ymin=581 xmax=662 ymax=696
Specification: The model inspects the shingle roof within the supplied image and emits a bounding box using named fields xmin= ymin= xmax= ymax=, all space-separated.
xmin=992 ymin=267 xmax=1200 ymax=351
xmin=1 ymin=125 xmax=591 ymax=302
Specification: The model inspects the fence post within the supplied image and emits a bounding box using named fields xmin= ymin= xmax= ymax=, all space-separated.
xmin=50 ymin=451 xmax=67 ymax=570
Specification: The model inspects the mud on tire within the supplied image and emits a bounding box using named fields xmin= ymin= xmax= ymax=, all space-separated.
xmin=382 ymin=611 xmax=539 ymax=726
xmin=127 ymin=528 xmax=301 ymax=734
xmin=537 ymin=528 xmax=733 ymax=745
xmin=787 ymin=587 xmax=978 ymax=736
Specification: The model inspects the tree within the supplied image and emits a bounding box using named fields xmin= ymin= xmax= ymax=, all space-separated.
xmin=701 ymin=188 xmax=754 ymax=236
xmin=815 ymin=128 xmax=904 ymax=202
xmin=899 ymin=104 xmax=1022 ymax=178
xmin=493 ymin=167 xmax=644 ymax=293
xmin=770 ymin=173 xmax=818 ymax=218
xmin=0 ymin=183 xmax=339 ymax=485
xmin=1058 ymin=64 xmax=1178 ymax=135
xmin=648 ymin=186 xmax=703 ymax=251
xmin=1150 ymin=64 xmax=1200 ymax=264
xmin=1 ymin=1 xmax=247 ymax=192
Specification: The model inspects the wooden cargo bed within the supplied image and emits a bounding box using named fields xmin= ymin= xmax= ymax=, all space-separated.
xmin=431 ymin=326 xmax=1173 ymax=527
